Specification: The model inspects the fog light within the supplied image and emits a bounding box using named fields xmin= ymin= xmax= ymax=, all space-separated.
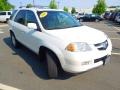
xmin=81 ymin=61 xmax=91 ymax=65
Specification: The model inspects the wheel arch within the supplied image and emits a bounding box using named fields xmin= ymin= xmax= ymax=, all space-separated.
xmin=39 ymin=46 xmax=65 ymax=70
xmin=9 ymin=30 xmax=17 ymax=38
xmin=10 ymin=30 xmax=13 ymax=34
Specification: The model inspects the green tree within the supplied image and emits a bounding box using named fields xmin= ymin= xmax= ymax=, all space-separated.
xmin=63 ymin=6 xmax=68 ymax=12
xmin=49 ymin=0 xmax=57 ymax=9
xmin=71 ymin=7 xmax=76 ymax=14
xmin=92 ymin=0 xmax=106 ymax=15
xmin=26 ymin=3 xmax=33 ymax=8
xmin=92 ymin=5 xmax=97 ymax=14
xmin=0 ymin=0 xmax=14 ymax=11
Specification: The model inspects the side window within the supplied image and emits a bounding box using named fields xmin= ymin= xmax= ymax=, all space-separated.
xmin=85 ymin=14 xmax=89 ymax=18
xmin=118 ymin=13 xmax=120 ymax=16
xmin=0 ymin=12 xmax=6 ymax=15
xmin=26 ymin=10 xmax=38 ymax=25
xmin=10 ymin=10 xmax=17 ymax=20
xmin=8 ymin=12 xmax=11 ymax=15
xmin=91 ymin=14 xmax=96 ymax=17
xmin=14 ymin=10 xmax=26 ymax=25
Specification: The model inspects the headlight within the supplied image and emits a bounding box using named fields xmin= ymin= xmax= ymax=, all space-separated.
xmin=66 ymin=42 xmax=92 ymax=52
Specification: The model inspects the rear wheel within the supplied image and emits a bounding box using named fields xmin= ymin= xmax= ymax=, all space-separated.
xmin=46 ymin=50 xmax=58 ymax=78
xmin=10 ymin=32 xmax=19 ymax=48
xmin=6 ymin=18 xmax=9 ymax=23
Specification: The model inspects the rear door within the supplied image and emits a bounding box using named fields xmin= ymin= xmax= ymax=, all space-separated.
xmin=0 ymin=12 xmax=6 ymax=21
xmin=13 ymin=10 xmax=27 ymax=44
xmin=7 ymin=11 xmax=11 ymax=18
xmin=6 ymin=12 xmax=11 ymax=21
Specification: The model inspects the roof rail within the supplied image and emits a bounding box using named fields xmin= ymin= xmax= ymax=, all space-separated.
xmin=19 ymin=5 xmax=49 ymax=9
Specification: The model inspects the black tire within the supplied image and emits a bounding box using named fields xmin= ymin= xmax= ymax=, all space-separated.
xmin=46 ymin=50 xmax=58 ymax=78
xmin=39 ymin=48 xmax=46 ymax=62
xmin=10 ymin=32 xmax=19 ymax=48
xmin=6 ymin=18 xmax=9 ymax=23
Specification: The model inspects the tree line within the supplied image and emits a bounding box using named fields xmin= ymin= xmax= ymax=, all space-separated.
xmin=0 ymin=0 xmax=14 ymax=11
xmin=49 ymin=0 xmax=107 ymax=15
xmin=0 ymin=0 xmax=110 ymax=15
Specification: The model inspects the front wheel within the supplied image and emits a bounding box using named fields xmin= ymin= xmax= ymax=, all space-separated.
xmin=46 ymin=50 xmax=58 ymax=78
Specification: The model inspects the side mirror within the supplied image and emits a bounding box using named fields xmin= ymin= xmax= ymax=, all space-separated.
xmin=27 ymin=23 xmax=37 ymax=30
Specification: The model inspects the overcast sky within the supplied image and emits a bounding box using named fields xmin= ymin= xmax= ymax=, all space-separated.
xmin=8 ymin=0 xmax=120 ymax=9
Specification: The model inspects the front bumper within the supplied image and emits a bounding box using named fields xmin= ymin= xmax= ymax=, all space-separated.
xmin=62 ymin=39 xmax=112 ymax=73
xmin=63 ymin=54 xmax=111 ymax=73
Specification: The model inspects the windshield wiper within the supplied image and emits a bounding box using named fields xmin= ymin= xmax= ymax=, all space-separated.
xmin=71 ymin=25 xmax=80 ymax=28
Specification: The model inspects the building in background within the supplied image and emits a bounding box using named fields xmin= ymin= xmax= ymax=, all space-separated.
xmin=74 ymin=6 xmax=120 ymax=14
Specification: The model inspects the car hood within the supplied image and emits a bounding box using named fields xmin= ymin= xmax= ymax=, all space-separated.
xmin=45 ymin=25 xmax=107 ymax=44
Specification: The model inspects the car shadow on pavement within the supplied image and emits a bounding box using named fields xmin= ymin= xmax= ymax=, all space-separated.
xmin=3 ymin=37 xmax=73 ymax=80
xmin=117 ymin=32 xmax=120 ymax=35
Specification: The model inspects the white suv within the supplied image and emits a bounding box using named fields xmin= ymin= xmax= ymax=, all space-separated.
xmin=0 ymin=11 xmax=11 ymax=22
xmin=9 ymin=8 xmax=112 ymax=78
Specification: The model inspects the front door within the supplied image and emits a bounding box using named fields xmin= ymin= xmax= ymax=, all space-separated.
xmin=22 ymin=10 xmax=42 ymax=53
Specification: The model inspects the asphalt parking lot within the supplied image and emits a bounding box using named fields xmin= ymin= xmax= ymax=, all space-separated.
xmin=0 ymin=21 xmax=120 ymax=90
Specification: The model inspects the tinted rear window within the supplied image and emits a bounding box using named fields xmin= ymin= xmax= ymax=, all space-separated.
xmin=0 ymin=12 xmax=6 ymax=15
xmin=8 ymin=12 xmax=11 ymax=15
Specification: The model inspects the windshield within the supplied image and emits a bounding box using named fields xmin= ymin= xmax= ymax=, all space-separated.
xmin=37 ymin=11 xmax=81 ymax=30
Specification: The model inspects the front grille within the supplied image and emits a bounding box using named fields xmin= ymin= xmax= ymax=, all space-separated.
xmin=94 ymin=55 xmax=107 ymax=63
xmin=94 ymin=40 xmax=108 ymax=50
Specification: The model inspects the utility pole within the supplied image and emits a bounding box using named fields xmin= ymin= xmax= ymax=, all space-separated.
xmin=19 ymin=2 xmax=22 ymax=8
xmin=57 ymin=1 xmax=60 ymax=8
xmin=33 ymin=0 xmax=35 ymax=7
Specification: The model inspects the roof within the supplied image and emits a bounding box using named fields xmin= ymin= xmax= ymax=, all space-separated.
xmin=17 ymin=7 xmax=63 ymax=12
xmin=0 ymin=11 xmax=12 ymax=12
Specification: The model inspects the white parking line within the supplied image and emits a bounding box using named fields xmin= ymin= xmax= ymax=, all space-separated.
xmin=113 ymin=26 xmax=120 ymax=31
xmin=112 ymin=53 xmax=120 ymax=55
xmin=106 ymin=31 xmax=118 ymax=32
xmin=0 ymin=83 xmax=21 ymax=90
xmin=110 ymin=38 xmax=120 ymax=40
xmin=106 ymin=22 xmax=120 ymax=31
xmin=0 ymin=31 xmax=4 ymax=34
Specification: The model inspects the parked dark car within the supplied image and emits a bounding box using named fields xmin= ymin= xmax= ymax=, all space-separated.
xmin=103 ymin=12 xmax=112 ymax=20
xmin=79 ymin=14 xmax=103 ymax=22
xmin=109 ymin=12 xmax=118 ymax=21
xmin=115 ymin=12 xmax=120 ymax=24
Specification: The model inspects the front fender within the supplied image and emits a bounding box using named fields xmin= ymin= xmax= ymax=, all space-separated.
xmin=40 ymin=43 xmax=66 ymax=69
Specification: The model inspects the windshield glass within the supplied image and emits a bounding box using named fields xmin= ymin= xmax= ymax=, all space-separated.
xmin=37 ymin=11 xmax=81 ymax=30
